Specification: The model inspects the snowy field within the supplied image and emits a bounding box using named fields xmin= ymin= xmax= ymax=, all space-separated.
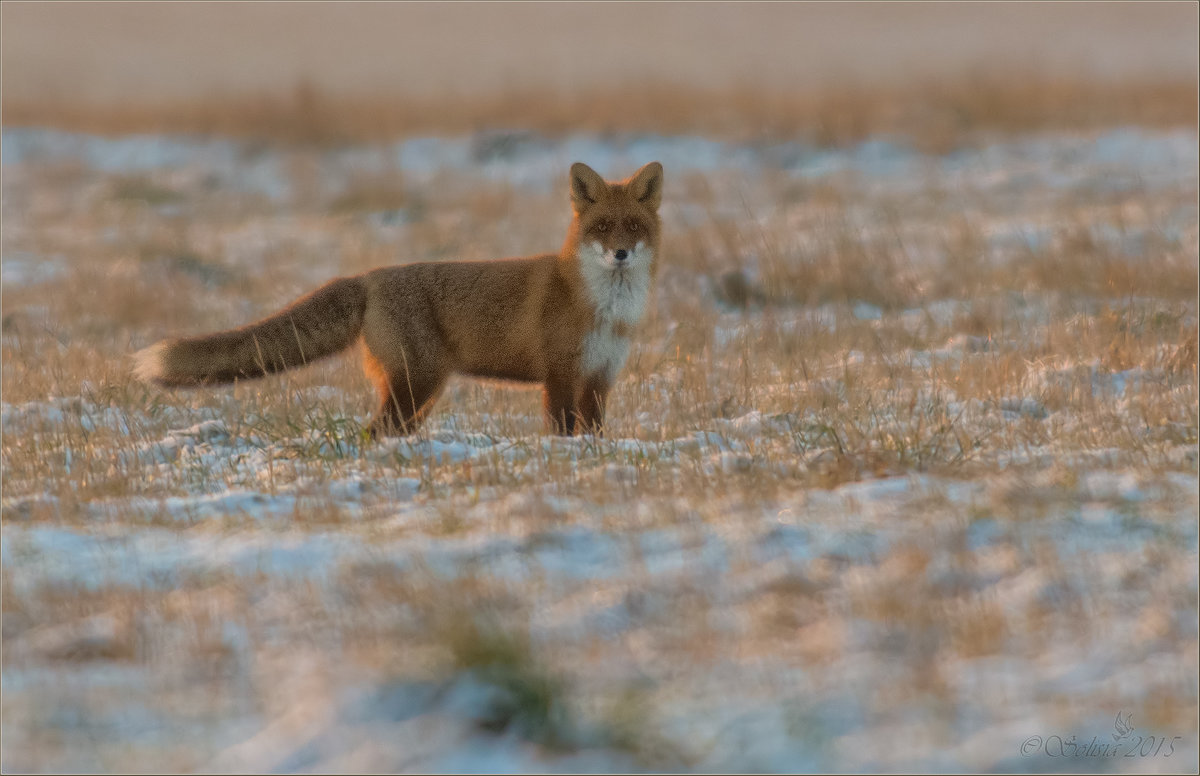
xmin=1 ymin=125 xmax=1197 ymax=772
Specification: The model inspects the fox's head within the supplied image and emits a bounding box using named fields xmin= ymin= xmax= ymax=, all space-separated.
xmin=564 ymin=161 xmax=663 ymax=275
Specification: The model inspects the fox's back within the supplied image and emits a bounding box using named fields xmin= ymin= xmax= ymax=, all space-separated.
xmin=361 ymin=255 xmax=588 ymax=382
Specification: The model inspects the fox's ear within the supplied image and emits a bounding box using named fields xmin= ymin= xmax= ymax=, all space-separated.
xmin=627 ymin=161 xmax=664 ymax=211
xmin=570 ymin=162 xmax=608 ymax=212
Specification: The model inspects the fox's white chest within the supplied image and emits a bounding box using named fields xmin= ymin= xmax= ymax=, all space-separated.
xmin=581 ymin=326 xmax=632 ymax=385
xmin=579 ymin=254 xmax=651 ymax=384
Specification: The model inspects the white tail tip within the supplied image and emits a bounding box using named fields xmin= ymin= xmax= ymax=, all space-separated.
xmin=132 ymin=342 xmax=168 ymax=384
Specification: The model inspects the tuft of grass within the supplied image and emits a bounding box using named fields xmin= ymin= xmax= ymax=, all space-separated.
xmin=442 ymin=617 xmax=572 ymax=746
xmin=330 ymin=172 xmax=411 ymax=214
xmin=111 ymin=175 xmax=185 ymax=206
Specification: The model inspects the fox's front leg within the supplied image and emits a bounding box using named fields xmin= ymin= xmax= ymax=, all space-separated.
xmin=543 ymin=374 xmax=579 ymax=435
xmin=578 ymin=375 xmax=610 ymax=436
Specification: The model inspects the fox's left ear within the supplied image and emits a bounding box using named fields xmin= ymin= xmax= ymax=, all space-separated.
xmin=627 ymin=161 xmax=664 ymax=211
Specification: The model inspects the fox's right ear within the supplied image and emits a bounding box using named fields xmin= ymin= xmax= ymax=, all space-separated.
xmin=570 ymin=162 xmax=608 ymax=212
xmin=628 ymin=161 xmax=664 ymax=211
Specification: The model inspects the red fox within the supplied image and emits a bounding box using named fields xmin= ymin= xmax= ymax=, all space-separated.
xmin=134 ymin=161 xmax=663 ymax=437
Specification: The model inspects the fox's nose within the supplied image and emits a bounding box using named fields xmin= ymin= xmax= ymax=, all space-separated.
xmin=614 ymin=249 xmax=628 ymax=261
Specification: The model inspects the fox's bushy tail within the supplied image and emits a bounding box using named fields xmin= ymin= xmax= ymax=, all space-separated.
xmin=134 ymin=276 xmax=368 ymax=387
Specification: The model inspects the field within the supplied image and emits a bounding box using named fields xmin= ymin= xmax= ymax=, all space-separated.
xmin=2 ymin=4 xmax=1199 ymax=769
xmin=2 ymin=114 xmax=1197 ymax=770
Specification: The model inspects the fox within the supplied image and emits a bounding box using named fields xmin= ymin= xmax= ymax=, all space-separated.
xmin=133 ymin=161 xmax=663 ymax=438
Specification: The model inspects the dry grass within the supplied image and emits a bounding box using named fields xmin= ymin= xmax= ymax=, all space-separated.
xmin=3 ymin=147 xmax=1196 ymax=497
xmin=5 ymin=72 xmax=1197 ymax=151
xmin=2 ymin=123 xmax=1197 ymax=770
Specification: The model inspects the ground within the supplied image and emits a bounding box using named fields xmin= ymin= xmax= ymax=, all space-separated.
xmin=1 ymin=121 xmax=1197 ymax=772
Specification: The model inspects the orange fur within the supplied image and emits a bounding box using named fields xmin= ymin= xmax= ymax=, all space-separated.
xmin=133 ymin=162 xmax=664 ymax=437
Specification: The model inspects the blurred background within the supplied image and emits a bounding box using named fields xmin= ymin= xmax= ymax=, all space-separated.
xmin=3 ymin=1 xmax=1197 ymax=144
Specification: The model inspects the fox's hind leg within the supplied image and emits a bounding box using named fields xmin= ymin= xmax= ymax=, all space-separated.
xmin=361 ymin=342 xmax=446 ymax=437
xmin=369 ymin=373 xmax=446 ymax=437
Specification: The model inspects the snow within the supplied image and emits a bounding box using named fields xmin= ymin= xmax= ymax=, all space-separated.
xmin=4 ymin=126 xmax=1195 ymax=196
xmin=3 ymin=124 xmax=1197 ymax=773
xmin=0 ymin=251 xmax=69 ymax=287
